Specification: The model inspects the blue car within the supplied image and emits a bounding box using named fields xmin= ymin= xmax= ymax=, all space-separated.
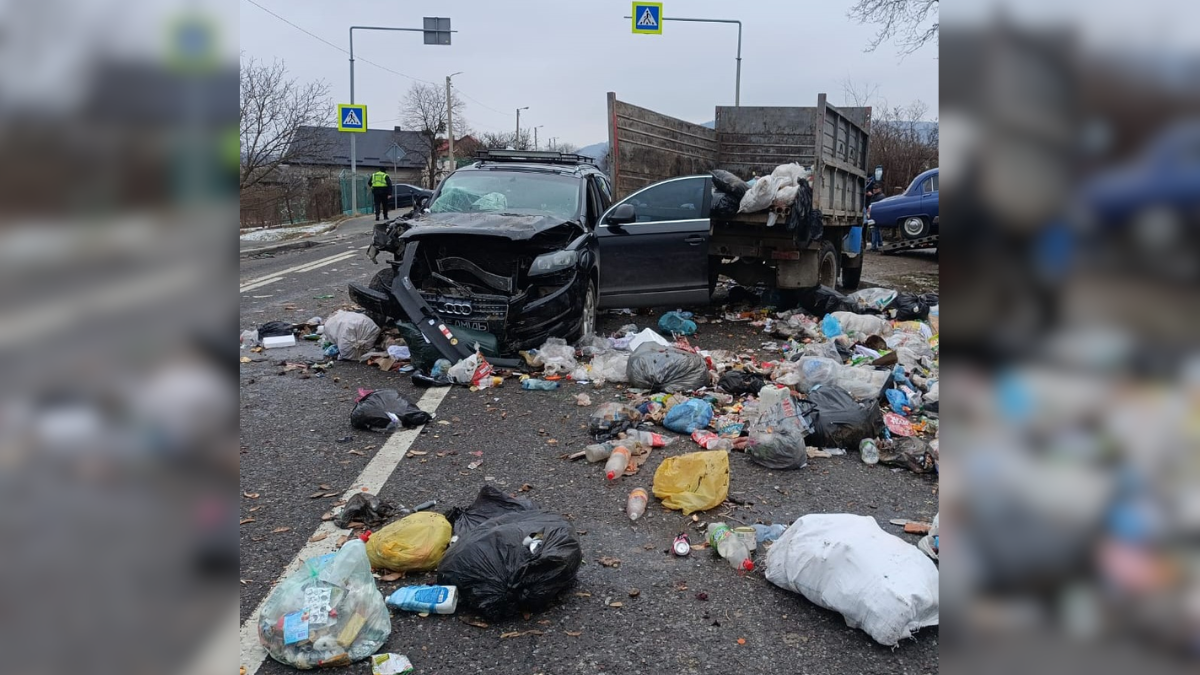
xmin=869 ymin=167 xmax=939 ymax=240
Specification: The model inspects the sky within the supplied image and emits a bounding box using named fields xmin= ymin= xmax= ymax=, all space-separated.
xmin=239 ymin=0 xmax=939 ymax=147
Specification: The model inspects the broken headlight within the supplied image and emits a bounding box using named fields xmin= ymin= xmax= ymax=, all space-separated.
xmin=529 ymin=250 xmax=577 ymax=276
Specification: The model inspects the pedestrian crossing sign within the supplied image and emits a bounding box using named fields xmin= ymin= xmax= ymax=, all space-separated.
xmin=631 ymin=2 xmax=662 ymax=34
xmin=337 ymin=104 xmax=367 ymax=133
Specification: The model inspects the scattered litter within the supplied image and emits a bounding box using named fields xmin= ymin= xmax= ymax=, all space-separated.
xmin=658 ymin=310 xmax=697 ymax=336
xmin=335 ymin=493 xmax=398 ymax=529
xmin=257 ymin=540 xmax=390 ymax=669
xmin=627 ymin=327 xmax=670 ymax=352
xmin=663 ymin=398 xmax=714 ymax=434
xmin=653 ymin=450 xmax=730 ymax=515
xmin=323 ymin=311 xmax=381 ymax=361
xmin=351 ymin=389 xmax=433 ymax=432
xmin=588 ymin=402 xmax=642 ymax=440
xmin=371 ymin=653 xmax=414 ymax=675
xmin=365 ymin=512 xmax=452 ymax=572
xmin=263 ymin=334 xmax=297 ymax=349
xmin=764 ymin=514 xmax=939 ymax=646
xmin=386 ymin=585 xmax=458 ymax=614
xmin=746 ymin=395 xmax=810 ymax=470
xmin=574 ymin=393 xmax=592 ymax=406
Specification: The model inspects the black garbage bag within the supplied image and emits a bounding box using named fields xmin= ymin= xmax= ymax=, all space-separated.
xmin=795 ymin=285 xmax=857 ymax=315
xmin=801 ymin=384 xmax=884 ymax=450
xmin=746 ymin=395 xmax=810 ymax=470
xmin=879 ymin=437 xmax=937 ymax=474
xmin=412 ymin=371 xmax=452 ymax=388
xmin=710 ymin=189 xmax=741 ymax=216
xmin=334 ymin=492 xmax=398 ymax=529
xmin=710 ymin=169 xmax=749 ymax=198
xmin=398 ymin=323 xmax=443 ymax=372
xmin=258 ymin=321 xmax=294 ymax=338
xmin=783 ymin=181 xmax=822 ymax=249
xmin=885 ymin=292 xmax=936 ymax=321
xmin=444 ymin=485 xmax=536 ymax=538
xmin=718 ymin=370 xmax=766 ymax=395
xmin=626 ymin=343 xmax=709 ymax=393
xmin=350 ymin=389 xmax=433 ymax=432
xmin=437 ymin=510 xmax=583 ymax=620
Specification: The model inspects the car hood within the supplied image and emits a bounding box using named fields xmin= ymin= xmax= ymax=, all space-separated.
xmin=401 ymin=212 xmax=583 ymax=241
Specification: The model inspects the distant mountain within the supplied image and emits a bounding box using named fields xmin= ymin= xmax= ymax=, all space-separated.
xmin=577 ymin=142 xmax=607 ymax=159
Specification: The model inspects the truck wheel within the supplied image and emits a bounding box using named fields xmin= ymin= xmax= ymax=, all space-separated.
xmin=366 ymin=267 xmax=397 ymax=327
xmin=840 ymin=257 xmax=862 ymax=290
xmin=818 ymin=241 xmax=839 ymax=288
xmin=902 ymin=216 xmax=930 ymax=240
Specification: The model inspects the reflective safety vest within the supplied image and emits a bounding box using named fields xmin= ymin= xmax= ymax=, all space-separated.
xmin=370 ymin=171 xmax=388 ymax=188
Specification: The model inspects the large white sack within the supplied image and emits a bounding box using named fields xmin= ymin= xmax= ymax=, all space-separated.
xmin=324 ymin=310 xmax=381 ymax=361
xmin=738 ymin=176 xmax=777 ymax=213
xmin=764 ymin=513 xmax=939 ymax=646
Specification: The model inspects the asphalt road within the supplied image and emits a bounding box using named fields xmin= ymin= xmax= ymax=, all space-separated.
xmin=239 ymin=237 xmax=940 ymax=675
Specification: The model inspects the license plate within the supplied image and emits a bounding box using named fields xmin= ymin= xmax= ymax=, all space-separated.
xmin=451 ymin=319 xmax=490 ymax=332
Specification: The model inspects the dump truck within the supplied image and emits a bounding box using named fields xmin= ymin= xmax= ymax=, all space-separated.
xmin=605 ymin=92 xmax=872 ymax=290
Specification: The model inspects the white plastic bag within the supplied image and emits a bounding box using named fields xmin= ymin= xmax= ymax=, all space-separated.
xmin=324 ymin=311 xmax=381 ymax=361
xmin=627 ymin=328 xmax=670 ymax=352
xmin=773 ymin=184 xmax=799 ymax=209
xmin=591 ymin=351 xmax=630 ymax=383
xmin=846 ymin=288 xmax=899 ymax=312
xmin=738 ymin=175 xmax=777 ymax=213
xmin=830 ymin=311 xmax=892 ymax=337
xmin=770 ymin=162 xmax=807 ymax=185
xmin=447 ymin=353 xmax=480 ymax=385
xmin=765 ymin=513 xmax=939 ymax=646
xmin=534 ymin=337 xmax=577 ymax=376
xmin=832 ymin=366 xmax=890 ymax=400
xmin=918 ymin=513 xmax=939 ymax=560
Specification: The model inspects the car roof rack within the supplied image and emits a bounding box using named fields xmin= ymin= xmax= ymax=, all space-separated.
xmin=474 ymin=149 xmax=594 ymax=165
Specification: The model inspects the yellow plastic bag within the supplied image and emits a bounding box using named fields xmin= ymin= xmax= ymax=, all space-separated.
xmin=652 ymin=450 xmax=730 ymax=515
xmin=365 ymin=512 xmax=452 ymax=572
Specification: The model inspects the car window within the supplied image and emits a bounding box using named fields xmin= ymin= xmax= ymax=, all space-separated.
xmin=921 ymin=177 xmax=933 ymax=194
xmin=429 ymin=171 xmax=581 ymax=221
xmin=586 ymin=178 xmax=601 ymax=226
xmin=930 ymin=174 xmax=938 ymax=192
xmin=621 ymin=177 xmax=706 ymax=223
xmin=595 ymin=174 xmax=613 ymax=209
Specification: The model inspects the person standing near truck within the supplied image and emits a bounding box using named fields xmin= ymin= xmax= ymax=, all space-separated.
xmin=864 ymin=183 xmax=885 ymax=250
xmin=370 ymin=169 xmax=393 ymax=221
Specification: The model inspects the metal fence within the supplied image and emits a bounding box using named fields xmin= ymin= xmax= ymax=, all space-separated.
xmin=339 ymin=171 xmax=373 ymax=216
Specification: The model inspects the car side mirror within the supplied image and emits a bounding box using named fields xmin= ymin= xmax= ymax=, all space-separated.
xmin=608 ymin=203 xmax=636 ymax=226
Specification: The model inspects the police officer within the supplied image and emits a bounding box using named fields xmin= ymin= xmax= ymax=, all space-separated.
xmin=370 ymin=168 xmax=393 ymax=221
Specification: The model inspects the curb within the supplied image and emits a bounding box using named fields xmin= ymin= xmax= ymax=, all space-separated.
xmin=239 ymin=239 xmax=321 ymax=258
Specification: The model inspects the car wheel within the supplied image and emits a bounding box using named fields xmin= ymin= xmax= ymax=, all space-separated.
xmin=569 ymin=279 xmax=597 ymax=342
xmin=902 ymin=216 xmax=930 ymax=239
xmin=818 ymin=241 xmax=839 ymax=288
xmin=367 ymin=267 xmax=397 ymax=328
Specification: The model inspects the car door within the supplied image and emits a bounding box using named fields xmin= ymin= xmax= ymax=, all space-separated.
xmin=921 ymin=172 xmax=938 ymax=223
xmin=595 ymin=176 xmax=711 ymax=308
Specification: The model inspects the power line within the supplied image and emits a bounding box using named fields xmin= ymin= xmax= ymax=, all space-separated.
xmin=243 ymin=0 xmax=516 ymax=127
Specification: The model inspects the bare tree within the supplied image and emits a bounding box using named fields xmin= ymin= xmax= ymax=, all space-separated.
xmin=847 ymin=0 xmax=938 ymax=55
xmin=239 ymin=57 xmax=332 ymax=190
xmin=545 ymin=140 xmax=579 ymax=154
xmin=476 ymin=130 xmax=532 ymax=151
xmin=398 ymin=82 xmax=467 ymax=188
xmin=841 ymin=78 xmax=881 ymax=108
xmin=871 ymin=101 xmax=938 ymax=193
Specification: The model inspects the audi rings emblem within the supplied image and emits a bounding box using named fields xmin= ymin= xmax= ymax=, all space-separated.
xmin=439 ymin=302 xmax=473 ymax=316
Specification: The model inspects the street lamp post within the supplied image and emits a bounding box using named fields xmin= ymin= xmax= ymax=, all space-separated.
xmin=348 ymin=19 xmax=454 ymax=215
xmin=446 ymin=71 xmax=463 ymax=169
xmin=515 ymin=106 xmax=529 ymax=149
xmin=624 ymin=15 xmax=742 ymax=106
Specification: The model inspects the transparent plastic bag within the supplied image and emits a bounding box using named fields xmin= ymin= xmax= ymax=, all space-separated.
xmin=257 ymin=540 xmax=391 ymax=669
xmin=846 ymin=287 xmax=899 ymax=312
xmin=832 ymin=367 xmax=890 ymax=400
xmin=746 ymin=396 xmax=811 ymax=470
xmin=534 ymin=337 xmax=577 ymax=376
xmin=590 ymin=350 xmax=630 ymax=383
xmin=792 ymin=356 xmax=840 ymax=392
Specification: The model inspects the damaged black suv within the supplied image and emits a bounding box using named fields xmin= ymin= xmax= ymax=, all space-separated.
xmin=350 ymin=150 xmax=610 ymax=364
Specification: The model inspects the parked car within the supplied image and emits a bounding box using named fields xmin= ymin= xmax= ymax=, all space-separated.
xmin=351 ymin=150 xmax=726 ymax=364
xmin=387 ymin=183 xmax=433 ymax=211
xmin=869 ymin=167 xmax=939 ymax=239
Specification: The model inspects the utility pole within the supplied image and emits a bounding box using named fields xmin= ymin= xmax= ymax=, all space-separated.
xmin=515 ymin=106 xmax=529 ymax=149
xmin=445 ymin=71 xmax=462 ymax=171
xmin=533 ymin=126 xmax=542 ymax=151
xmin=348 ymin=19 xmax=454 ymax=215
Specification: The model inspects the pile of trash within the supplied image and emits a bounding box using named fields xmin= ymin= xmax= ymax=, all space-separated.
xmin=708 ymin=164 xmax=822 ymax=247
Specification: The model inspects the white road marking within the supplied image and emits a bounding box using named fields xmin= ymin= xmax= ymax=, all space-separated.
xmin=238 ymin=277 xmax=281 ymax=293
xmin=238 ymin=385 xmax=452 ymax=674
xmin=240 ymin=250 xmax=359 ymax=288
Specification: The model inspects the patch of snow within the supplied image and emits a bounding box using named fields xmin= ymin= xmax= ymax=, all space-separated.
xmin=239 ymin=222 xmax=335 ymax=243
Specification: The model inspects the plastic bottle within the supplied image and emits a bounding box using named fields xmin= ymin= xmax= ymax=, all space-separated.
xmin=705 ymin=523 xmax=754 ymax=571
xmin=860 ymin=438 xmax=880 ymax=465
xmin=626 ymin=488 xmax=648 ymax=520
xmin=620 ymin=429 xmax=672 ymax=448
xmin=582 ymin=442 xmax=614 ymax=463
xmin=386 ymin=585 xmax=458 ymax=614
xmin=605 ymin=446 xmax=631 ymax=480
xmin=521 ymin=378 xmax=560 ymax=390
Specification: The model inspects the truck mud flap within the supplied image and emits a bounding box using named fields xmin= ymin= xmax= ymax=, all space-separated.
xmin=391 ymin=242 xmax=522 ymax=369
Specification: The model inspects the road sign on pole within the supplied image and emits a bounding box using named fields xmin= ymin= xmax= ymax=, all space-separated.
xmin=337 ymin=104 xmax=367 ymax=132
xmin=631 ymin=2 xmax=663 ymax=34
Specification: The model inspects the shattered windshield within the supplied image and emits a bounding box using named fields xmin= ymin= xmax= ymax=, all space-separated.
xmin=429 ymin=171 xmax=581 ymax=221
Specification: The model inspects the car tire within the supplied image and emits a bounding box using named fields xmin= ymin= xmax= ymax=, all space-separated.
xmin=568 ymin=278 xmax=597 ymax=342
xmin=818 ymin=241 xmax=839 ymax=289
xmin=902 ymin=216 xmax=930 ymax=239
xmin=366 ymin=266 xmax=397 ymax=328
xmin=840 ymin=256 xmax=862 ymax=290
